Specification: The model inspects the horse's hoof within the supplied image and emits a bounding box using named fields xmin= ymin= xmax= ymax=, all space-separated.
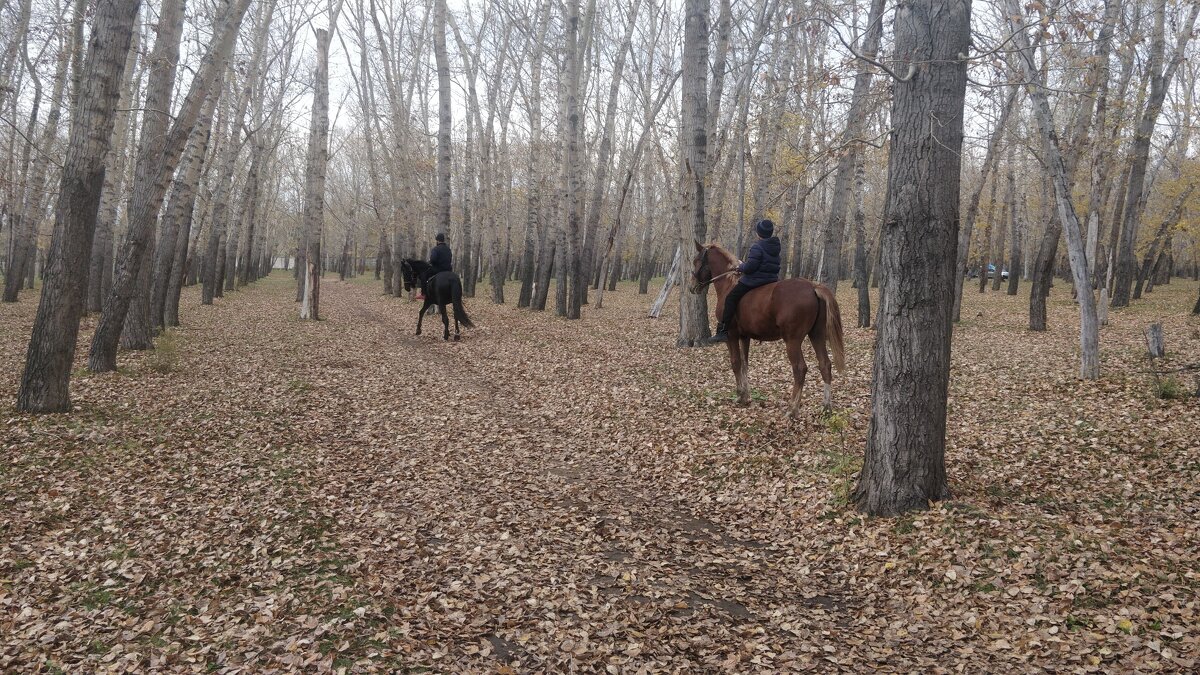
xmin=453 ymin=335 xmax=460 ymax=342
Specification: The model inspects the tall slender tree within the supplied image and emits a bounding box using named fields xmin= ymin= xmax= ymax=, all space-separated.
xmin=677 ymin=0 xmax=710 ymax=347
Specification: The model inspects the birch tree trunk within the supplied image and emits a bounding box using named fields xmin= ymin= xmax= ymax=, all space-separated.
xmin=1005 ymin=158 xmax=1021 ymax=295
xmin=150 ymin=87 xmax=220 ymax=330
xmin=677 ymin=0 xmax=710 ymax=347
xmin=1004 ymin=0 xmax=1100 ymax=379
xmin=300 ymin=24 xmax=337 ymax=320
xmin=854 ymin=0 xmax=970 ymax=516
xmin=576 ymin=0 xmax=639 ymax=310
xmin=433 ymin=0 xmax=452 ymax=259
xmin=517 ymin=0 xmax=551 ymax=309
xmin=563 ymin=0 xmax=585 ymax=319
xmin=96 ymin=0 xmax=185 ymax=353
xmin=17 ymin=0 xmax=141 ymax=412
xmin=4 ymin=0 xmax=81 ymax=302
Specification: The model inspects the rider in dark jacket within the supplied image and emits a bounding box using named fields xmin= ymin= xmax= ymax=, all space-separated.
xmin=708 ymin=219 xmax=781 ymax=344
xmin=429 ymin=233 xmax=452 ymax=274
xmin=421 ymin=233 xmax=452 ymax=297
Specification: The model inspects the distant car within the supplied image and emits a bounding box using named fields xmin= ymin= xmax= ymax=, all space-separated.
xmin=968 ymin=264 xmax=1010 ymax=280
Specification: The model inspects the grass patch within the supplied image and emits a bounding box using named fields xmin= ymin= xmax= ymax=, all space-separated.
xmin=1151 ymin=375 xmax=1189 ymax=400
xmin=71 ymin=581 xmax=117 ymax=610
xmin=821 ymin=449 xmax=861 ymax=507
xmin=146 ymin=330 xmax=182 ymax=374
xmin=87 ymin=639 xmax=110 ymax=655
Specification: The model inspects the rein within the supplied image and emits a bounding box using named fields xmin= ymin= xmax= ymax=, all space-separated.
xmin=699 ymin=268 xmax=740 ymax=288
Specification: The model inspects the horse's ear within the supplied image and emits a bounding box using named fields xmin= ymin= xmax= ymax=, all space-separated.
xmin=694 ymin=240 xmax=705 ymax=253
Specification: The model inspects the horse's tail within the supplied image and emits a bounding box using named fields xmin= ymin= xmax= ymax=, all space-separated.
xmin=452 ymin=277 xmax=474 ymax=328
xmin=813 ymin=284 xmax=845 ymax=373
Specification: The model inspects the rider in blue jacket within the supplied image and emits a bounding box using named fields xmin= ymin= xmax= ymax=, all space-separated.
xmin=708 ymin=219 xmax=781 ymax=344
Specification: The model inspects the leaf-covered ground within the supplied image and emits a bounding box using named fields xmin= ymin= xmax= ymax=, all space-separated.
xmin=2 ymin=273 xmax=1198 ymax=673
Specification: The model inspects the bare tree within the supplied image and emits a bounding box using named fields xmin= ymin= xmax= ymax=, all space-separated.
xmin=300 ymin=0 xmax=345 ymax=319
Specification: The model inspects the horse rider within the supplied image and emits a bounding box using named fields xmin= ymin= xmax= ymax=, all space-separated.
xmin=420 ymin=233 xmax=453 ymax=298
xmin=708 ymin=218 xmax=781 ymax=344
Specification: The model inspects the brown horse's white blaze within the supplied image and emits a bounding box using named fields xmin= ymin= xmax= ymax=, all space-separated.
xmin=692 ymin=243 xmax=845 ymax=419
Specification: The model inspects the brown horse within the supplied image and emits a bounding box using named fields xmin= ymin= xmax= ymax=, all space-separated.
xmin=691 ymin=242 xmax=845 ymax=418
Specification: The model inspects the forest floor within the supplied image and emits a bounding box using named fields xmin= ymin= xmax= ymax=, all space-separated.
xmin=1 ymin=271 xmax=1198 ymax=673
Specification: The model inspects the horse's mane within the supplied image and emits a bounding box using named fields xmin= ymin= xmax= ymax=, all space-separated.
xmin=704 ymin=242 xmax=737 ymax=266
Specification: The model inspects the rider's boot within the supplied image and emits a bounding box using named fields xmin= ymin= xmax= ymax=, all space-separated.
xmin=706 ymin=323 xmax=729 ymax=344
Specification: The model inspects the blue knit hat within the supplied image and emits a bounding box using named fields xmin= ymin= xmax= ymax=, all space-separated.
xmin=755 ymin=219 xmax=774 ymax=238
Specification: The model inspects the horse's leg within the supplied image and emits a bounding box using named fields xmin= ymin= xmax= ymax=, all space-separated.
xmin=416 ymin=299 xmax=433 ymax=335
xmin=786 ymin=337 xmax=809 ymax=419
xmin=725 ymin=340 xmax=748 ymax=407
xmin=439 ymin=302 xmax=450 ymax=340
xmin=735 ymin=336 xmax=752 ymax=406
xmin=809 ymin=334 xmax=834 ymax=413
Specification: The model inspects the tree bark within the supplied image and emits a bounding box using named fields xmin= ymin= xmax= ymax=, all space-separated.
xmin=432 ymin=0 xmax=451 ymax=265
xmin=563 ymin=0 xmax=586 ymax=319
xmin=677 ymin=0 xmax=710 ymax=346
xmin=517 ymin=1 xmax=552 ymax=309
xmin=854 ymin=0 xmax=969 ymax=516
xmin=852 ymin=156 xmax=870 ymax=328
xmin=88 ymin=24 xmax=141 ymax=314
xmin=95 ymin=0 xmax=186 ymax=354
xmin=298 ymin=25 xmax=331 ymax=319
xmin=1005 ymin=159 xmax=1020 ymax=295
xmin=17 ymin=0 xmax=141 ymax=412
xmin=576 ymin=0 xmax=639 ymax=313
xmin=299 ymin=2 xmax=344 ymax=318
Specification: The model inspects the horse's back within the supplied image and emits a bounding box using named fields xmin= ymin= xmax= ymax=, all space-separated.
xmin=760 ymin=279 xmax=821 ymax=336
xmin=734 ymin=279 xmax=820 ymax=340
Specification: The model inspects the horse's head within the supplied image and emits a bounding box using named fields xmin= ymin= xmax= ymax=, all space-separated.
xmin=690 ymin=242 xmax=713 ymax=294
xmin=399 ymin=259 xmax=425 ymax=292
xmin=398 ymin=260 xmax=413 ymax=291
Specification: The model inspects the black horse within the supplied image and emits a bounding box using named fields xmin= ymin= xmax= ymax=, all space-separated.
xmin=398 ymin=259 xmax=474 ymax=341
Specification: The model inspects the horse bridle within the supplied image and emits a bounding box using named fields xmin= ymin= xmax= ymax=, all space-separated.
xmin=693 ymin=247 xmax=739 ymax=290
